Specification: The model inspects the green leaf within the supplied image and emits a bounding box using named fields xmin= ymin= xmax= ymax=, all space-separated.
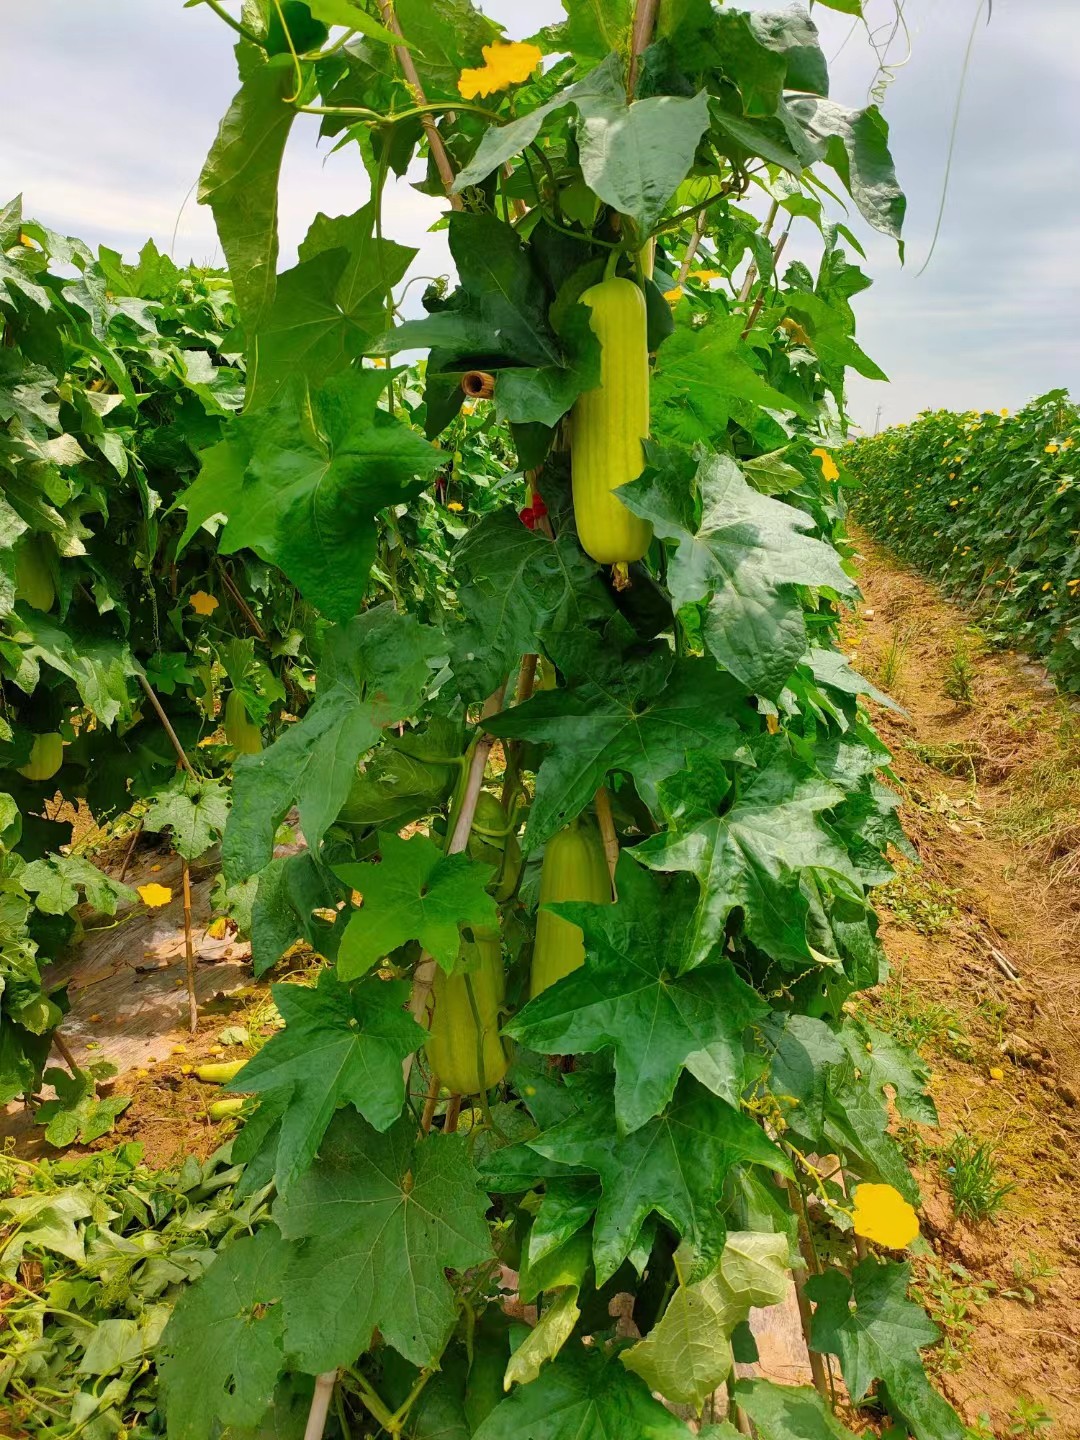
xmin=274 ymin=1110 xmax=493 ymax=1371
xmin=79 ymin=1307 xmax=170 ymax=1376
xmin=0 ymin=1189 xmax=93 ymax=1270
xmin=20 ymin=854 xmax=135 ymax=916
xmin=246 ymin=204 xmax=416 ymax=407
xmin=34 ymin=1067 xmax=131 ymax=1147
xmin=305 ymin=0 xmax=405 ymax=45
xmin=506 ymin=1232 xmax=589 ymax=1389
xmin=789 ymin=98 xmax=904 ymax=245
xmin=528 ymin=1077 xmax=790 ymax=1284
xmin=574 ymin=89 xmax=710 ymax=234
xmin=651 ymin=309 xmax=810 ymax=447
xmin=336 ymin=831 xmax=498 ymax=978
xmin=621 ymin=452 xmax=855 ymax=696
xmin=621 ymin=1231 xmax=789 ymax=1407
xmin=747 ymin=10 xmax=829 ymax=100
xmin=143 ymin=775 xmax=230 ymax=862
xmin=633 ymin=739 xmax=857 ymax=968
xmin=227 ymin=969 xmax=425 ymax=1191
xmin=451 ymin=509 xmax=621 ymax=699
xmin=473 ymin=1345 xmax=691 ymax=1440
xmin=197 ymin=57 xmax=297 ymax=333
xmin=485 ymin=653 xmax=749 ymax=849
xmin=222 ymin=605 xmax=437 ymax=879
xmin=158 ymin=1227 xmax=288 ymax=1440
xmin=733 ymin=1378 xmax=861 ymax=1438
xmin=3 ymin=610 xmax=137 ymax=725
xmin=178 ymin=369 xmax=443 ymax=621
xmin=507 ymin=858 xmax=767 ymax=1131
xmin=806 ymin=1260 xmax=965 ymax=1440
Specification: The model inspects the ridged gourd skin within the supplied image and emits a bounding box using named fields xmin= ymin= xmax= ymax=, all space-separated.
xmin=224 ymin=690 xmax=262 ymax=754
xmin=425 ymin=928 xmax=508 ymax=1095
xmin=17 ymin=732 xmax=64 ymax=782
xmin=529 ymin=823 xmax=612 ymax=999
xmin=570 ymin=277 xmax=653 ymax=566
xmin=14 ymin=537 xmax=55 ymax=613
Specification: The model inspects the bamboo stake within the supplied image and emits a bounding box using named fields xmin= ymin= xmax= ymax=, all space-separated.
xmin=50 ymin=1029 xmax=80 ymax=1074
xmin=593 ymin=787 xmax=619 ymax=897
xmin=303 ymin=1371 xmax=338 ymax=1440
xmin=375 ymin=0 xmax=463 ymax=210
xmin=118 ymin=820 xmax=143 ymax=881
xmin=674 ymin=209 xmax=710 ymax=288
xmin=736 ymin=199 xmax=780 ymax=304
xmin=443 ymin=1094 xmax=463 ymax=1133
xmin=627 ymin=0 xmax=661 ymax=97
xmin=215 ymin=560 xmax=267 ymax=641
xmin=420 ymin=1073 xmax=441 ymax=1134
xmin=137 ymin=675 xmax=197 ymax=780
xmin=783 ymin=1176 xmax=830 ymax=1401
xmin=182 ymin=859 xmax=198 ymax=1035
xmin=740 ymin=225 xmax=791 ymax=340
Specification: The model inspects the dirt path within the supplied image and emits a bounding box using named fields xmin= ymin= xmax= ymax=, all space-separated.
xmin=848 ymin=527 xmax=1080 ymax=1434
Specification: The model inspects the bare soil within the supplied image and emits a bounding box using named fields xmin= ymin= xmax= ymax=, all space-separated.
xmin=847 ymin=527 xmax=1080 ymax=1433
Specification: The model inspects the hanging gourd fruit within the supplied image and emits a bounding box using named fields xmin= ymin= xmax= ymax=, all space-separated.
xmin=467 ymin=789 xmax=522 ymax=902
xmin=570 ymin=276 xmax=653 ymax=567
xmin=529 ymin=821 xmax=612 ymax=998
xmin=425 ymin=927 xmax=508 ymax=1096
xmin=17 ymin=731 xmax=64 ymax=782
xmin=223 ymin=690 xmax=262 ymax=754
xmin=14 ymin=535 xmax=56 ymax=612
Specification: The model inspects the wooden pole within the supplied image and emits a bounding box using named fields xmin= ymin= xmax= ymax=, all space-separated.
xmin=182 ymin=859 xmax=198 ymax=1035
xmin=375 ymin=0 xmax=463 ymax=210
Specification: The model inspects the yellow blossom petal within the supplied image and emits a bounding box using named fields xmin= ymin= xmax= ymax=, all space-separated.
xmin=664 ymin=286 xmax=683 ymax=303
xmin=811 ymin=447 xmax=839 ymax=482
xmin=989 ymin=1066 xmax=1004 ymax=1080
xmin=458 ymin=41 xmax=542 ymax=99
xmin=190 ymin=590 xmax=219 ymax=616
xmin=1000 ymin=407 xmax=1009 ymax=417
xmin=687 ymin=269 xmax=724 ymax=282
xmin=447 ymin=501 xmax=464 ymax=512
xmin=851 ymin=1183 xmax=920 ymax=1248
xmin=138 ymin=882 xmax=173 ymax=908
xmin=1063 ymin=437 xmax=1074 ymax=449
xmin=1045 ymin=443 xmax=1059 ymax=453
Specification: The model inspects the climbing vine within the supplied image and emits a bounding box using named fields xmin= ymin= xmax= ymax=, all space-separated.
xmin=11 ymin=0 xmax=972 ymax=1435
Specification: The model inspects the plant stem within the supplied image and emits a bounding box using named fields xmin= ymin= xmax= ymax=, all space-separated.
xmin=215 ymin=560 xmax=267 ymax=641
xmin=736 ymin=198 xmax=779 ymax=303
xmin=118 ymin=819 xmax=143 ymax=881
xmin=182 ymin=860 xmax=198 ymax=1035
xmin=199 ymin=0 xmax=261 ymax=44
xmin=675 ymin=208 xmax=710 ymax=287
xmin=741 ymin=224 xmax=791 ymax=339
xmin=782 ymin=1174 xmax=831 ymax=1401
xmin=420 ymin=1072 xmax=440 ymax=1133
xmin=50 ymin=1028 xmax=80 ymax=1074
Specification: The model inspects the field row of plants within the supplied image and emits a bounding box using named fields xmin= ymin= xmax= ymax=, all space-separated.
xmin=2 ymin=0 xmax=979 ymax=1436
xmin=847 ymin=392 xmax=1080 ymax=688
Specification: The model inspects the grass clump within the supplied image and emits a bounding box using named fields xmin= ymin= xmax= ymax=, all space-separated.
xmin=944 ymin=1134 xmax=1015 ymax=1223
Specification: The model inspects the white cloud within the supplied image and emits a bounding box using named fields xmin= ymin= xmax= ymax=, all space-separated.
xmin=2 ymin=0 xmax=1075 ymax=429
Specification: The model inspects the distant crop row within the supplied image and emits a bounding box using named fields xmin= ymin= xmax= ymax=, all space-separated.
xmin=848 ymin=390 xmax=1080 ymax=689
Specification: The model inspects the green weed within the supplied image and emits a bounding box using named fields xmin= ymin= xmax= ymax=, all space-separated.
xmin=944 ymin=1135 xmax=1015 ymax=1223
xmin=913 ymin=1259 xmax=993 ymax=1373
xmin=1007 ymin=1398 xmax=1055 ymax=1436
xmin=860 ymin=967 xmax=968 ymax=1058
xmin=907 ymin=739 xmax=981 ymax=778
xmin=877 ymin=862 xmax=960 ymax=936
xmin=1001 ymin=1250 xmax=1057 ymax=1304
xmin=877 ymin=619 xmax=923 ymax=693
xmin=943 ymin=639 xmax=977 ymax=706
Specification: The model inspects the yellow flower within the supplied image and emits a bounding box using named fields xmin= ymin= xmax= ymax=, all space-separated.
xmin=989 ymin=1066 xmax=1004 ymax=1081
xmin=447 ymin=501 xmax=464 ymax=513
xmin=851 ymin=1183 xmax=920 ymax=1248
xmin=1000 ymin=407 xmax=1009 ymax=417
xmin=1063 ymin=437 xmax=1074 ymax=449
xmin=458 ymin=41 xmax=542 ymax=99
xmin=949 ymin=473 xmax=955 ymax=480
xmin=949 ymin=499 xmax=959 ymax=507
xmin=190 ymin=590 xmax=219 ymax=616
xmin=371 ymin=357 xmax=387 ymax=368
xmin=664 ymin=286 xmax=683 ymax=303
xmin=1045 ymin=443 xmax=1059 ymax=454
xmin=138 ymin=882 xmax=173 ymax=908
xmin=687 ymin=269 xmax=724 ymax=282
xmin=1042 ymin=581 xmax=1053 ymax=591
xmin=812 ymin=447 xmax=839 ymax=482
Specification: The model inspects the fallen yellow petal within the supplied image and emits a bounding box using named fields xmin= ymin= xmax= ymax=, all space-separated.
xmin=138 ymin=882 xmax=173 ymax=908
xmin=989 ymin=1066 xmax=1004 ymax=1080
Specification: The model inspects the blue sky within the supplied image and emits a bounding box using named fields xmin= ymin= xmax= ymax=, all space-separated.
xmin=3 ymin=1 xmax=1076 ymax=430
